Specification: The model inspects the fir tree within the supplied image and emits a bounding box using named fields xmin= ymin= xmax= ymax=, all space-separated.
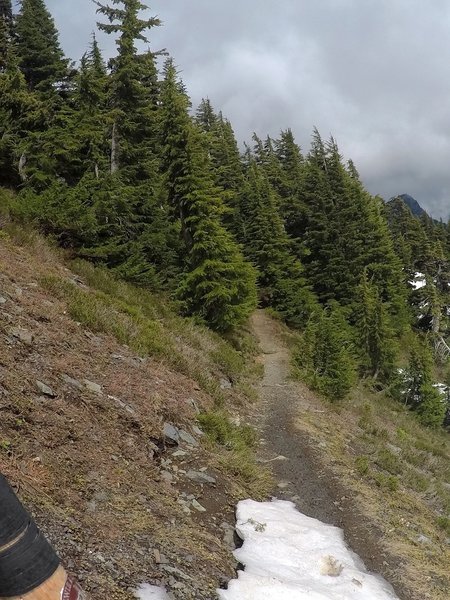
xmin=0 ymin=43 xmax=40 ymax=186
xmin=15 ymin=0 xmax=69 ymax=92
xmin=355 ymin=270 xmax=397 ymax=381
xmin=295 ymin=305 xmax=356 ymax=400
xmin=160 ymin=60 xmax=257 ymax=331
xmin=406 ymin=337 xmax=446 ymax=427
xmin=95 ymin=0 xmax=161 ymax=178
xmin=196 ymin=101 xmax=244 ymax=232
xmin=0 ymin=0 xmax=13 ymax=71
xmin=239 ymin=159 xmax=316 ymax=325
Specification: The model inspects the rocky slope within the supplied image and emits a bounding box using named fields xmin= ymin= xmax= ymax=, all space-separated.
xmin=0 ymin=229 xmax=267 ymax=599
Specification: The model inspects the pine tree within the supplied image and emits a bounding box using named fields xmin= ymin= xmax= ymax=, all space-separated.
xmin=15 ymin=0 xmax=69 ymax=92
xmin=160 ymin=59 xmax=257 ymax=330
xmin=295 ymin=305 xmax=356 ymax=400
xmin=196 ymin=101 xmax=244 ymax=232
xmin=355 ymin=270 xmax=397 ymax=381
xmin=0 ymin=0 xmax=13 ymax=71
xmin=239 ymin=159 xmax=316 ymax=325
xmin=0 ymin=43 xmax=40 ymax=187
xmin=87 ymin=0 xmax=180 ymax=285
xmin=95 ymin=0 xmax=161 ymax=179
xmin=406 ymin=337 xmax=446 ymax=427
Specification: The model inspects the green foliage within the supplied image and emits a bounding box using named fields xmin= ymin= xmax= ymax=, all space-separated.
xmin=405 ymin=336 xmax=446 ymax=428
xmin=294 ymin=305 xmax=356 ymax=400
xmin=15 ymin=0 xmax=69 ymax=92
xmin=198 ymin=411 xmax=257 ymax=450
xmin=160 ymin=60 xmax=257 ymax=331
xmin=239 ymin=159 xmax=316 ymax=326
xmin=355 ymin=455 xmax=369 ymax=475
xmin=354 ymin=270 xmax=397 ymax=381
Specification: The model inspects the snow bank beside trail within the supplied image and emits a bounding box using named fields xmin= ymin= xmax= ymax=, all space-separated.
xmin=135 ymin=583 xmax=169 ymax=599
xmin=218 ymin=499 xmax=399 ymax=600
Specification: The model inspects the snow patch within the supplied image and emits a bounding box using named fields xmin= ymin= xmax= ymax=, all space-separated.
xmin=411 ymin=272 xmax=426 ymax=290
xmin=218 ymin=499 xmax=399 ymax=599
xmin=135 ymin=583 xmax=169 ymax=599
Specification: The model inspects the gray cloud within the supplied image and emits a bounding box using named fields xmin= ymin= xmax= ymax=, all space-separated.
xmin=47 ymin=0 xmax=450 ymax=218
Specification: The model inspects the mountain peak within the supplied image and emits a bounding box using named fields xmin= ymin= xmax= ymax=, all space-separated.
xmin=397 ymin=194 xmax=427 ymax=217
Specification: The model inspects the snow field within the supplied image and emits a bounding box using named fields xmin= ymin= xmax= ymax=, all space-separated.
xmin=217 ymin=499 xmax=399 ymax=600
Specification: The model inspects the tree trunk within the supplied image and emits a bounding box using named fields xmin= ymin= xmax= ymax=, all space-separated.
xmin=18 ymin=152 xmax=27 ymax=181
xmin=110 ymin=122 xmax=119 ymax=174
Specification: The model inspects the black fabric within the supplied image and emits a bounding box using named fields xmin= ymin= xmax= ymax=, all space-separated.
xmin=0 ymin=520 xmax=60 ymax=597
xmin=0 ymin=475 xmax=30 ymax=547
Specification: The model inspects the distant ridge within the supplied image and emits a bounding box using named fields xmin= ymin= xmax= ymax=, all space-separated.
xmin=396 ymin=194 xmax=427 ymax=217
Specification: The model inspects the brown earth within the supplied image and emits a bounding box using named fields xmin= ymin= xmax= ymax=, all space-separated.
xmin=0 ymin=235 xmax=253 ymax=600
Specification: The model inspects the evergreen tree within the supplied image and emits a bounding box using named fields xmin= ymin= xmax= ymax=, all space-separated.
xmin=355 ymin=270 xmax=397 ymax=381
xmin=0 ymin=43 xmax=40 ymax=187
xmin=160 ymin=60 xmax=257 ymax=330
xmin=0 ymin=0 xmax=13 ymax=71
xmin=95 ymin=0 xmax=161 ymax=178
xmin=15 ymin=0 xmax=69 ymax=92
xmin=406 ymin=337 xmax=446 ymax=427
xmin=295 ymin=305 xmax=356 ymax=400
xmin=239 ymin=159 xmax=316 ymax=325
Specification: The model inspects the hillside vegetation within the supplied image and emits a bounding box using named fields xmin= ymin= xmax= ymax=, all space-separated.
xmin=0 ymin=2 xmax=449 ymax=598
xmin=0 ymin=228 xmax=270 ymax=599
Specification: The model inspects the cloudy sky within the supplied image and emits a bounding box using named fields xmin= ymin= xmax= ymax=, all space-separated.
xmin=46 ymin=0 xmax=450 ymax=218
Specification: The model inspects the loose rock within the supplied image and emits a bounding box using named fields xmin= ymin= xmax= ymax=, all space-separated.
xmin=36 ymin=380 xmax=56 ymax=398
xmin=164 ymin=423 xmax=180 ymax=444
xmin=62 ymin=373 xmax=83 ymax=390
xmin=10 ymin=327 xmax=33 ymax=345
xmin=186 ymin=470 xmax=216 ymax=485
xmin=83 ymin=379 xmax=102 ymax=394
xmin=179 ymin=430 xmax=198 ymax=447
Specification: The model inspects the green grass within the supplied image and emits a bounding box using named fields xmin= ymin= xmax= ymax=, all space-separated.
xmin=198 ymin=411 xmax=271 ymax=495
xmin=39 ymin=260 xmax=260 ymax=406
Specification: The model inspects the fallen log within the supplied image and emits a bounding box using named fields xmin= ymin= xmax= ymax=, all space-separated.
xmin=0 ymin=474 xmax=86 ymax=599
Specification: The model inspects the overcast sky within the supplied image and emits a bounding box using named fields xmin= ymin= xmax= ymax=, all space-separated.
xmin=45 ymin=0 xmax=450 ymax=219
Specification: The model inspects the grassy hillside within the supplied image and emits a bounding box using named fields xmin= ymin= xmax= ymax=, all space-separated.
xmin=288 ymin=326 xmax=450 ymax=600
xmin=0 ymin=226 xmax=270 ymax=599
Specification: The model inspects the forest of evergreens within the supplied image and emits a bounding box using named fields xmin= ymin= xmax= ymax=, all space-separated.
xmin=1 ymin=0 xmax=450 ymax=428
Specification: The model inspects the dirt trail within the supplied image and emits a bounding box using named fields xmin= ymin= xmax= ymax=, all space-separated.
xmin=250 ymin=310 xmax=406 ymax=599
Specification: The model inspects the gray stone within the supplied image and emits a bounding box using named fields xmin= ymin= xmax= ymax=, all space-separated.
xmin=220 ymin=378 xmax=232 ymax=390
xmin=192 ymin=425 xmax=204 ymax=437
xmin=163 ymin=423 xmax=180 ymax=444
xmin=179 ymin=429 xmax=198 ymax=447
xmin=417 ymin=534 xmax=432 ymax=545
xmin=221 ymin=522 xmax=236 ymax=550
xmin=191 ymin=499 xmax=207 ymax=513
xmin=11 ymin=327 xmax=33 ymax=345
xmin=161 ymin=471 xmax=174 ymax=484
xmin=186 ymin=470 xmax=216 ymax=485
xmin=83 ymin=379 xmax=102 ymax=394
xmin=277 ymin=481 xmax=290 ymax=489
xmin=61 ymin=374 xmax=83 ymax=390
xmin=160 ymin=565 xmax=193 ymax=581
xmin=36 ymin=381 xmax=56 ymax=398
xmin=172 ymin=450 xmax=188 ymax=458
xmin=0 ymin=296 xmax=7 ymax=304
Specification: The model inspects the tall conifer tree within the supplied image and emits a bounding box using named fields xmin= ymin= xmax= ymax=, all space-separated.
xmin=15 ymin=0 xmax=68 ymax=92
xmin=160 ymin=60 xmax=257 ymax=331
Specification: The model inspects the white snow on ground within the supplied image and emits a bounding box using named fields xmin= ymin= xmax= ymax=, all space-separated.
xmin=218 ymin=499 xmax=400 ymax=600
xmin=411 ymin=272 xmax=426 ymax=290
xmin=135 ymin=583 xmax=169 ymax=599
